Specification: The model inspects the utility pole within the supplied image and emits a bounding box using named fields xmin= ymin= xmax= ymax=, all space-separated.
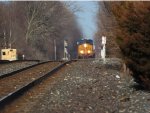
xmin=54 ymin=39 xmax=57 ymax=60
xmin=9 ymin=29 xmax=11 ymax=49
xmin=4 ymin=31 xmax=7 ymax=49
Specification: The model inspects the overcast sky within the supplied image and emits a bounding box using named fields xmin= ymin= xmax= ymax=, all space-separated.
xmin=74 ymin=1 xmax=98 ymax=39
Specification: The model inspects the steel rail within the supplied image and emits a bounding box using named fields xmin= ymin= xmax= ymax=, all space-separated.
xmin=0 ymin=60 xmax=40 ymax=64
xmin=0 ymin=60 xmax=72 ymax=110
xmin=72 ymin=58 xmax=96 ymax=61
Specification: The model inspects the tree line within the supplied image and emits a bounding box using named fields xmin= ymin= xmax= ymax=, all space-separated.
xmin=0 ymin=1 xmax=82 ymax=60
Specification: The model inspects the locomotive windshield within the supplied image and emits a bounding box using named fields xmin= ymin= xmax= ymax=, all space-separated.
xmin=77 ymin=39 xmax=93 ymax=45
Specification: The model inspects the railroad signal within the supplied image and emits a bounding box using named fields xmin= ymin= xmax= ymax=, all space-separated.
xmin=64 ymin=40 xmax=68 ymax=48
xmin=63 ymin=40 xmax=69 ymax=60
xmin=101 ymin=36 xmax=107 ymax=63
xmin=102 ymin=36 xmax=106 ymax=45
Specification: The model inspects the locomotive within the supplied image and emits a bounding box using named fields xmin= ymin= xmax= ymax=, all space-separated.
xmin=77 ymin=39 xmax=95 ymax=59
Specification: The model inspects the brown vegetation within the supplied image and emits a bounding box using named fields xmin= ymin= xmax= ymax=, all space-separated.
xmin=96 ymin=1 xmax=150 ymax=89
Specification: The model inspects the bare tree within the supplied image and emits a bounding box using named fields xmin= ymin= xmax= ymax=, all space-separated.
xmin=0 ymin=1 xmax=82 ymax=60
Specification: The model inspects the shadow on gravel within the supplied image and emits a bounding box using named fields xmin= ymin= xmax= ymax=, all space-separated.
xmin=130 ymin=83 xmax=150 ymax=93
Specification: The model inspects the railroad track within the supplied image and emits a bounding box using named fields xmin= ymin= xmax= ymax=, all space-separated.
xmin=0 ymin=60 xmax=72 ymax=110
xmin=0 ymin=60 xmax=58 ymax=79
xmin=0 ymin=60 xmax=42 ymax=77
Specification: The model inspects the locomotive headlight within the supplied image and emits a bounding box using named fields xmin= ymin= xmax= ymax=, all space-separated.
xmin=84 ymin=43 xmax=87 ymax=48
xmin=80 ymin=50 xmax=84 ymax=54
xmin=87 ymin=50 xmax=91 ymax=54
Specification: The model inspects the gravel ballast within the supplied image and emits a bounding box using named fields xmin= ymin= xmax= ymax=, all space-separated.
xmin=1 ymin=58 xmax=149 ymax=113
xmin=0 ymin=61 xmax=38 ymax=76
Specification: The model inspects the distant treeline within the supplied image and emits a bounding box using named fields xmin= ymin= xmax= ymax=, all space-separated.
xmin=0 ymin=1 xmax=82 ymax=60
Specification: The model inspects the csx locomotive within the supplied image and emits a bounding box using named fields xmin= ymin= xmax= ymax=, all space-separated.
xmin=77 ymin=39 xmax=95 ymax=58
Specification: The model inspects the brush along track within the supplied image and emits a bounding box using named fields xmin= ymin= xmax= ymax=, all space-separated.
xmin=0 ymin=61 xmax=69 ymax=109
